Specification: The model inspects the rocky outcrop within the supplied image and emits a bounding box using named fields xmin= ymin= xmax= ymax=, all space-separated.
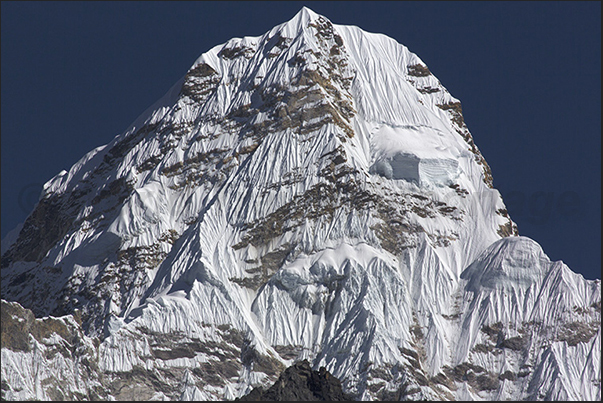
xmin=1 ymin=300 xmax=104 ymax=400
xmin=237 ymin=360 xmax=352 ymax=401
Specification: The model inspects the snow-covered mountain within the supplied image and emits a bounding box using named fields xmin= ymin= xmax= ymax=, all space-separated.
xmin=1 ymin=7 xmax=600 ymax=401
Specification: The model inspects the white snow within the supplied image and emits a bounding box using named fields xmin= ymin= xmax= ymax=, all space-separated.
xmin=1 ymin=6 xmax=599 ymax=402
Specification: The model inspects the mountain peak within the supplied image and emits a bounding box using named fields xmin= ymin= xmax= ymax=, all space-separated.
xmin=288 ymin=6 xmax=323 ymax=28
xmin=1 ymin=8 xmax=599 ymax=402
xmin=273 ymin=6 xmax=335 ymax=50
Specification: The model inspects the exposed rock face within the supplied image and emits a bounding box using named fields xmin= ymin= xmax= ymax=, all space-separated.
xmin=1 ymin=300 xmax=104 ymax=401
xmin=237 ymin=360 xmax=352 ymax=401
xmin=1 ymin=7 xmax=600 ymax=402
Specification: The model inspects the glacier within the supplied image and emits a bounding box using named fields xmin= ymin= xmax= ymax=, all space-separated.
xmin=1 ymin=7 xmax=600 ymax=401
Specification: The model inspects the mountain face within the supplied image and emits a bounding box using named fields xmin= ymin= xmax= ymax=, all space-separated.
xmin=1 ymin=7 xmax=600 ymax=401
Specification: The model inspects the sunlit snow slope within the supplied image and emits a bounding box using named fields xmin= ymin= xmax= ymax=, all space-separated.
xmin=1 ymin=7 xmax=600 ymax=401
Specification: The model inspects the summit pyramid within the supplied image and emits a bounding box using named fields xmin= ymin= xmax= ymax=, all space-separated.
xmin=1 ymin=7 xmax=600 ymax=401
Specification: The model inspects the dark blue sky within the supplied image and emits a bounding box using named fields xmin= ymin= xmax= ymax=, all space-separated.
xmin=2 ymin=1 xmax=600 ymax=280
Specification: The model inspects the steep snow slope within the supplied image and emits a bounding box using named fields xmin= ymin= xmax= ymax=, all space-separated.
xmin=1 ymin=7 xmax=600 ymax=401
